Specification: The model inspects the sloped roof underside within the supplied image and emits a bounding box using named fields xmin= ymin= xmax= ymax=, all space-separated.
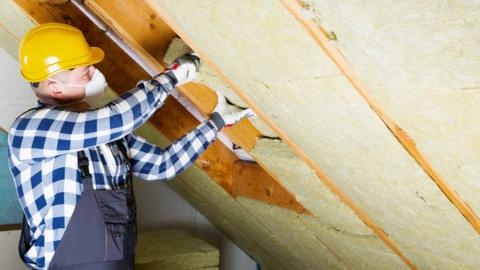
xmin=4 ymin=0 xmax=480 ymax=269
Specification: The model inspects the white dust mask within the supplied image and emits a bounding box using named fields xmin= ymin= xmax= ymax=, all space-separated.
xmin=48 ymin=69 xmax=108 ymax=107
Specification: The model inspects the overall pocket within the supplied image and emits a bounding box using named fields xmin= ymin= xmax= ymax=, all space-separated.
xmin=96 ymin=189 xmax=137 ymax=261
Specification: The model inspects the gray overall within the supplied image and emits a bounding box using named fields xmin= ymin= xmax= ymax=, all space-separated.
xmin=19 ymin=139 xmax=137 ymax=269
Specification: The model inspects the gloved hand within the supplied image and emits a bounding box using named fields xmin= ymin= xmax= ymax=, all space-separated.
xmin=160 ymin=51 xmax=201 ymax=86
xmin=209 ymin=92 xmax=256 ymax=130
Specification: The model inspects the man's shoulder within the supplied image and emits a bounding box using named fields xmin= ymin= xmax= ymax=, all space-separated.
xmin=8 ymin=107 xmax=36 ymax=128
xmin=7 ymin=106 xmax=45 ymax=142
xmin=15 ymin=106 xmax=43 ymax=119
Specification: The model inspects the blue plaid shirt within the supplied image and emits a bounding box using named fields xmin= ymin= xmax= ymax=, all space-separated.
xmin=7 ymin=74 xmax=218 ymax=269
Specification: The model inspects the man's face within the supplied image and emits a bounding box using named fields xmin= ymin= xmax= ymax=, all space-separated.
xmin=46 ymin=65 xmax=96 ymax=104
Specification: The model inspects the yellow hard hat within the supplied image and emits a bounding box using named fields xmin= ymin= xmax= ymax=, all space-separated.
xmin=19 ymin=23 xmax=104 ymax=82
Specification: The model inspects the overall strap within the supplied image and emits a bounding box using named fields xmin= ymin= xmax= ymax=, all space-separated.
xmin=77 ymin=150 xmax=94 ymax=191
xmin=115 ymin=139 xmax=133 ymax=191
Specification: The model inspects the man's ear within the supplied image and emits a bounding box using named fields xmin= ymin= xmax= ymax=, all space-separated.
xmin=46 ymin=81 xmax=63 ymax=100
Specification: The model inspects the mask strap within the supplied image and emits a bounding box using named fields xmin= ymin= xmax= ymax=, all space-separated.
xmin=47 ymin=77 xmax=85 ymax=88
xmin=47 ymin=68 xmax=99 ymax=87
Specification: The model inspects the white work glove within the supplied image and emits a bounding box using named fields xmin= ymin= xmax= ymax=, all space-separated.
xmin=209 ymin=92 xmax=256 ymax=130
xmin=159 ymin=51 xmax=201 ymax=86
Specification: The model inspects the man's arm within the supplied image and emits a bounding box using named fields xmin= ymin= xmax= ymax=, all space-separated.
xmin=125 ymin=121 xmax=218 ymax=181
xmin=8 ymin=74 xmax=175 ymax=164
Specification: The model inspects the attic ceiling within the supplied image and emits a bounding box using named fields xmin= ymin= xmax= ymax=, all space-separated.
xmin=2 ymin=0 xmax=480 ymax=269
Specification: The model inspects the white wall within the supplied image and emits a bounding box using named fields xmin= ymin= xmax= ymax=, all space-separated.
xmin=0 ymin=48 xmax=256 ymax=270
xmin=0 ymin=230 xmax=25 ymax=270
xmin=0 ymin=48 xmax=32 ymax=129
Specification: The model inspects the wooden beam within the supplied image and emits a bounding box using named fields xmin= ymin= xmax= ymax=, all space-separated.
xmin=12 ymin=0 xmax=310 ymax=215
xmin=145 ymin=1 xmax=417 ymax=269
xmin=281 ymin=0 xmax=480 ymax=237
xmin=233 ymin=161 xmax=309 ymax=214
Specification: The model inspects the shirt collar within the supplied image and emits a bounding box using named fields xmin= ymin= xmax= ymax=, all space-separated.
xmin=36 ymin=100 xmax=46 ymax=107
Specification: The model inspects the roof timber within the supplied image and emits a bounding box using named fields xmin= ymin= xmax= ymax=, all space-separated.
xmin=12 ymin=0 xmax=310 ymax=215
xmin=9 ymin=0 xmax=480 ymax=269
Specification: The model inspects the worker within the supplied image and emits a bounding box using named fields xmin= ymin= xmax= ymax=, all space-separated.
xmin=7 ymin=23 xmax=254 ymax=270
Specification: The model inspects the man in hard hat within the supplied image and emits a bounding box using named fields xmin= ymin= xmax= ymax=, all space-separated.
xmin=8 ymin=23 xmax=254 ymax=270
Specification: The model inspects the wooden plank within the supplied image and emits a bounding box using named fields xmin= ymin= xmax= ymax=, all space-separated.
xmin=12 ymin=0 xmax=309 ymax=215
xmin=233 ymin=161 xmax=309 ymax=214
xmin=280 ymin=0 xmax=480 ymax=236
xmin=145 ymin=1 xmax=417 ymax=269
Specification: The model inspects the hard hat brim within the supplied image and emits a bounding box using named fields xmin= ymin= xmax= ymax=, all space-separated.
xmin=22 ymin=46 xmax=105 ymax=82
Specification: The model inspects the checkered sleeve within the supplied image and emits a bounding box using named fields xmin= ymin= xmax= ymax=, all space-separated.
xmin=126 ymin=120 xmax=218 ymax=181
xmin=8 ymin=74 xmax=176 ymax=164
